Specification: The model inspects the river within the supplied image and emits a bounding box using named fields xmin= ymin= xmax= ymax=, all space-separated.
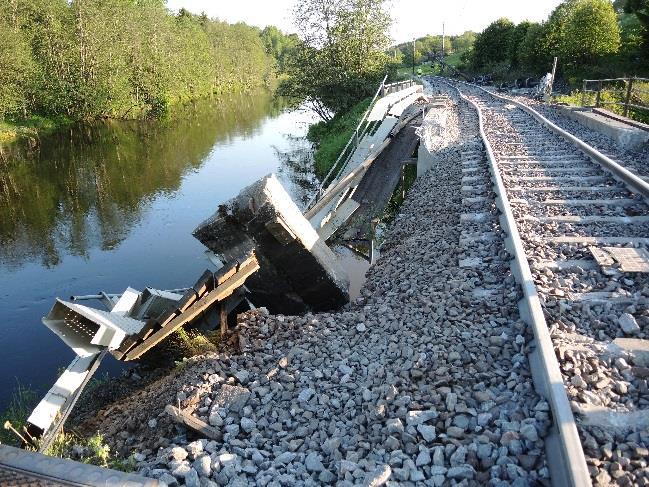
xmin=0 ymin=90 xmax=367 ymax=411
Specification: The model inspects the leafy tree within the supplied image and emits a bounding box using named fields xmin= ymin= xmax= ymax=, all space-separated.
xmin=0 ymin=0 xmax=292 ymax=122
xmin=624 ymin=0 xmax=649 ymax=48
xmin=561 ymin=0 xmax=620 ymax=67
xmin=0 ymin=21 xmax=34 ymax=119
xmin=280 ymin=0 xmax=393 ymax=120
xmin=452 ymin=31 xmax=476 ymax=53
xmin=261 ymin=25 xmax=299 ymax=72
xmin=518 ymin=23 xmax=551 ymax=74
xmin=470 ymin=18 xmax=515 ymax=68
xmin=507 ymin=21 xmax=534 ymax=68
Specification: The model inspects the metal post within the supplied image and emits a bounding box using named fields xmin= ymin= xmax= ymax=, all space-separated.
xmin=624 ymin=77 xmax=634 ymax=117
xmin=412 ymin=38 xmax=416 ymax=76
xmin=550 ymin=57 xmax=558 ymax=90
xmin=354 ymin=127 xmax=359 ymax=147
xmin=442 ymin=22 xmax=445 ymax=61
xmin=582 ymin=80 xmax=587 ymax=106
xmin=595 ymin=80 xmax=602 ymax=108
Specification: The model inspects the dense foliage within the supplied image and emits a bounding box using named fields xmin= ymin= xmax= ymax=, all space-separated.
xmin=471 ymin=18 xmax=516 ymax=66
xmin=0 ymin=0 xmax=291 ymax=122
xmin=280 ymin=0 xmax=396 ymax=120
xmin=393 ymin=31 xmax=476 ymax=66
xmin=467 ymin=0 xmax=646 ymax=80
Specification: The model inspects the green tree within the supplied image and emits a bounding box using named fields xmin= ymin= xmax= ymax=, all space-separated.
xmin=452 ymin=31 xmax=476 ymax=54
xmin=280 ymin=0 xmax=393 ymax=120
xmin=261 ymin=25 xmax=299 ymax=72
xmin=518 ymin=23 xmax=551 ymax=74
xmin=0 ymin=0 xmax=286 ymax=124
xmin=562 ymin=0 xmax=620 ymax=67
xmin=471 ymin=18 xmax=515 ymax=68
xmin=624 ymin=0 xmax=649 ymax=48
xmin=507 ymin=21 xmax=534 ymax=68
xmin=0 ymin=21 xmax=35 ymax=119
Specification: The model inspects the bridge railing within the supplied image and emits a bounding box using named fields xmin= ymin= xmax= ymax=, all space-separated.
xmin=581 ymin=77 xmax=649 ymax=118
xmin=307 ymin=74 xmax=388 ymax=210
xmin=381 ymin=79 xmax=417 ymax=96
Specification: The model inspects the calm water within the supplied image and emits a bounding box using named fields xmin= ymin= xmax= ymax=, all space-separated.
xmin=0 ymin=90 xmax=335 ymax=410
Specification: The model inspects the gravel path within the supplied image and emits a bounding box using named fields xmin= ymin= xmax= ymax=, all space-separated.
xmin=80 ymin=94 xmax=550 ymax=486
xmin=444 ymin=79 xmax=649 ymax=487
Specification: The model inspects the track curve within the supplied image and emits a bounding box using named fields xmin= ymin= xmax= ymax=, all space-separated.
xmin=431 ymin=76 xmax=649 ymax=487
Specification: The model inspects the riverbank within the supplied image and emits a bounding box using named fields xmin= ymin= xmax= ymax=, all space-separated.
xmin=0 ymin=116 xmax=71 ymax=148
xmin=307 ymin=98 xmax=371 ymax=179
xmin=0 ymin=84 xmax=279 ymax=151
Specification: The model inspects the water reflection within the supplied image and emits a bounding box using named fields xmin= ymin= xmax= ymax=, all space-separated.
xmin=0 ymin=91 xmax=288 ymax=269
xmin=0 ymin=90 xmax=318 ymax=411
xmin=273 ymin=134 xmax=319 ymax=211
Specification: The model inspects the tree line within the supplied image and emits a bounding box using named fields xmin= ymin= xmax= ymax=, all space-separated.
xmin=466 ymin=0 xmax=648 ymax=80
xmin=392 ymin=31 xmax=477 ymax=66
xmin=0 ymin=0 xmax=296 ymax=122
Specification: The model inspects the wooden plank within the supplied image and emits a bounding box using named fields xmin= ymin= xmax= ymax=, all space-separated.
xmin=124 ymin=256 xmax=259 ymax=360
xmin=214 ymin=259 xmax=241 ymax=285
xmin=220 ymin=303 xmax=228 ymax=336
xmin=116 ymin=317 xmax=159 ymax=354
xmin=164 ymin=405 xmax=221 ymax=440
xmin=192 ymin=269 xmax=215 ymax=297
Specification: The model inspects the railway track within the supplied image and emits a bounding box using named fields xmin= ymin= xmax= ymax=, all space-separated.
xmin=431 ymin=77 xmax=649 ymax=486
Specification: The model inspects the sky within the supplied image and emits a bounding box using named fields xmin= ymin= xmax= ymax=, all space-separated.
xmin=166 ymin=0 xmax=565 ymax=44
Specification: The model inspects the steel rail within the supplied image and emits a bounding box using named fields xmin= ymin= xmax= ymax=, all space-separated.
xmin=464 ymin=81 xmax=649 ymax=200
xmin=438 ymin=77 xmax=592 ymax=487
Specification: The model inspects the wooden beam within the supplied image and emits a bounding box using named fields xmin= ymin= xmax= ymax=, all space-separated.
xmin=165 ymin=405 xmax=221 ymax=440
xmin=220 ymin=303 xmax=228 ymax=336
xmin=124 ymin=255 xmax=259 ymax=360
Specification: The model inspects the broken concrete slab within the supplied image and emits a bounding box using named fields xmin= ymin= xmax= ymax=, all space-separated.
xmin=193 ymin=174 xmax=349 ymax=314
xmin=608 ymin=338 xmax=649 ymax=367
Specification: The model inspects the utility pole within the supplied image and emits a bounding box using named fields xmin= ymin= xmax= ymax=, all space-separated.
xmin=412 ymin=38 xmax=415 ymax=75
xmin=442 ymin=22 xmax=445 ymax=59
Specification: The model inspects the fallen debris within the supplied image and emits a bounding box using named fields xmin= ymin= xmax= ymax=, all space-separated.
xmin=164 ymin=405 xmax=220 ymax=441
xmin=193 ymin=174 xmax=349 ymax=313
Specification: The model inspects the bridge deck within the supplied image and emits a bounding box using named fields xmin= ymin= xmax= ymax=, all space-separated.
xmin=342 ymin=120 xmax=421 ymax=241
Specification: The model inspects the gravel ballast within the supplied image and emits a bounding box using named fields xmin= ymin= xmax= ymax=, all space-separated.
xmin=446 ymin=79 xmax=649 ymax=487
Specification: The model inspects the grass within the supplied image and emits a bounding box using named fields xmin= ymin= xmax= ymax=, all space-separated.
xmin=396 ymin=62 xmax=435 ymax=79
xmin=0 ymin=115 xmax=71 ymax=147
xmin=307 ymin=97 xmax=372 ymax=179
xmin=46 ymin=431 xmax=136 ymax=472
xmin=0 ymin=382 xmax=135 ymax=472
xmin=0 ymin=382 xmax=38 ymax=446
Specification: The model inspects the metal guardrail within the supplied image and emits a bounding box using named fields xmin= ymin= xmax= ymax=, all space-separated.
xmin=307 ymin=76 xmax=419 ymax=211
xmin=307 ymin=75 xmax=388 ymax=210
xmin=381 ymin=79 xmax=417 ymax=96
xmin=581 ymin=77 xmax=649 ymax=117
